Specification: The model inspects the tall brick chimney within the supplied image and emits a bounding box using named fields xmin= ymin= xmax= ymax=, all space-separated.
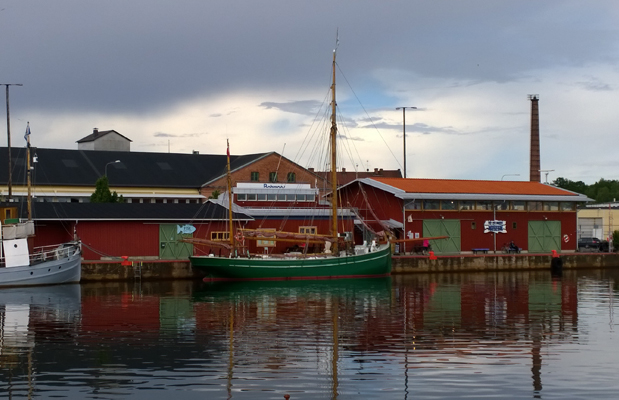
xmin=529 ymin=95 xmax=540 ymax=182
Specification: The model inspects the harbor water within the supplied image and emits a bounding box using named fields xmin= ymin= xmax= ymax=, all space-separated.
xmin=2 ymin=270 xmax=619 ymax=399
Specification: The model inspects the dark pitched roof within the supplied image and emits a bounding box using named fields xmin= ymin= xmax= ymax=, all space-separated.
xmin=77 ymin=130 xmax=133 ymax=143
xmin=0 ymin=147 xmax=269 ymax=188
xmin=1 ymin=201 xmax=253 ymax=221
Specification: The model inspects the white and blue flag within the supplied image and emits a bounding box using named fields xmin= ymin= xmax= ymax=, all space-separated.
xmin=24 ymin=122 xmax=31 ymax=147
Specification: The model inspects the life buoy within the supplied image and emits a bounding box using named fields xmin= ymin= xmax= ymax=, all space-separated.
xmin=563 ymin=234 xmax=569 ymax=243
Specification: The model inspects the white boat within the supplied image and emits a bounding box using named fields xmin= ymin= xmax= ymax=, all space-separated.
xmin=0 ymin=123 xmax=82 ymax=288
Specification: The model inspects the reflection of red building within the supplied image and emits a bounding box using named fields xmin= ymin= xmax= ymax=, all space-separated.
xmin=81 ymin=294 xmax=160 ymax=338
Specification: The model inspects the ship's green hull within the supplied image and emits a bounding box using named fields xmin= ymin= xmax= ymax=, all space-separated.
xmin=190 ymin=243 xmax=392 ymax=281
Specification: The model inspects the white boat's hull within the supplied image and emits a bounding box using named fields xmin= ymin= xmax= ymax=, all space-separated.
xmin=0 ymin=245 xmax=81 ymax=288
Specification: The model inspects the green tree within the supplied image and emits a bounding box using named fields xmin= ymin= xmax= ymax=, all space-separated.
xmin=91 ymin=176 xmax=124 ymax=203
xmin=208 ymin=189 xmax=221 ymax=199
xmin=553 ymin=177 xmax=587 ymax=195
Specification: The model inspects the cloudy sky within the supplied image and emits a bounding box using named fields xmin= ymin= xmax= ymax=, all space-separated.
xmin=1 ymin=1 xmax=618 ymax=183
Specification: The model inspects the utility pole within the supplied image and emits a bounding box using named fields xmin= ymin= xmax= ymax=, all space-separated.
xmin=2 ymin=83 xmax=24 ymax=200
xmin=395 ymin=107 xmax=417 ymax=178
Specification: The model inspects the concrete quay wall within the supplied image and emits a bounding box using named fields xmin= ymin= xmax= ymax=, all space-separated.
xmin=392 ymin=253 xmax=619 ymax=274
xmin=81 ymin=253 xmax=619 ymax=281
xmin=81 ymin=260 xmax=202 ymax=282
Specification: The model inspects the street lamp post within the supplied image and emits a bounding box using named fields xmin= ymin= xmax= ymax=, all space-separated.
xmin=395 ymin=107 xmax=417 ymax=179
xmin=105 ymin=160 xmax=121 ymax=178
xmin=2 ymin=83 xmax=23 ymax=200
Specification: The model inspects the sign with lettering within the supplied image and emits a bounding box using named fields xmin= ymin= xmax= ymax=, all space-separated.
xmin=484 ymin=220 xmax=506 ymax=234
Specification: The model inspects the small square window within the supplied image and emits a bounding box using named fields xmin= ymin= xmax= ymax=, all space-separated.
xmin=287 ymin=172 xmax=296 ymax=182
xmin=250 ymin=172 xmax=259 ymax=181
xmin=269 ymin=172 xmax=278 ymax=182
xmin=237 ymin=194 xmax=247 ymax=201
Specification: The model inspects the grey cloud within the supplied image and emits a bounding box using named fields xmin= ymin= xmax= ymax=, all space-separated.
xmin=260 ymin=100 xmax=323 ymax=116
xmin=575 ymin=77 xmax=614 ymax=92
xmin=154 ymin=132 xmax=204 ymax=138
xmin=3 ymin=1 xmax=616 ymax=118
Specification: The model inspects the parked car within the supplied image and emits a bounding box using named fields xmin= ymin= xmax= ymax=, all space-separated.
xmin=577 ymin=237 xmax=608 ymax=252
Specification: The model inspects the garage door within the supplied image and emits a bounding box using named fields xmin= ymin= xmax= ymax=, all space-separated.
xmin=159 ymin=224 xmax=194 ymax=260
xmin=423 ymin=220 xmax=461 ymax=254
xmin=528 ymin=221 xmax=561 ymax=253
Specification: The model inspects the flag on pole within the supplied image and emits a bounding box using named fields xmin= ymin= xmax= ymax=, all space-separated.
xmin=226 ymin=139 xmax=230 ymax=157
xmin=24 ymin=122 xmax=31 ymax=147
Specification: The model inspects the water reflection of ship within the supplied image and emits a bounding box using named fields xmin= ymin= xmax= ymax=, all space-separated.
xmin=0 ymin=284 xmax=81 ymax=397
xmin=193 ymin=277 xmax=393 ymax=399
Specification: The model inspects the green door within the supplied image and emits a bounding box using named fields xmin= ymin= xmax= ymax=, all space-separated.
xmin=423 ymin=220 xmax=461 ymax=254
xmin=159 ymin=224 xmax=194 ymax=260
xmin=528 ymin=221 xmax=561 ymax=253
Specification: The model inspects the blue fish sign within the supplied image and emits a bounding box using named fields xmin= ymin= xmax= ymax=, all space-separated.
xmin=177 ymin=224 xmax=196 ymax=235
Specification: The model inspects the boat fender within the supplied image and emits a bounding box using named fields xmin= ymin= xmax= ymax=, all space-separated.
xmin=235 ymin=231 xmax=245 ymax=246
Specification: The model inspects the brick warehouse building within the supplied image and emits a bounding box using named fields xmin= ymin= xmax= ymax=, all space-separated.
xmin=339 ymin=177 xmax=591 ymax=254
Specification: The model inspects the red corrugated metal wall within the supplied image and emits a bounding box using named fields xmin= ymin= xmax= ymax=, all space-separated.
xmin=77 ymin=221 xmax=160 ymax=260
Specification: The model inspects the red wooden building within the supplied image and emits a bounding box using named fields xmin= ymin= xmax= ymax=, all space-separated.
xmin=339 ymin=177 xmax=591 ymax=254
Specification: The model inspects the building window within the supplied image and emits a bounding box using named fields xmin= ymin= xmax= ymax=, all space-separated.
xmin=476 ymin=201 xmax=492 ymax=210
xmin=441 ymin=200 xmax=457 ymax=210
xmin=296 ymin=194 xmax=306 ymax=201
xmin=287 ymin=172 xmax=296 ymax=182
xmin=277 ymin=194 xmax=286 ymax=201
xmin=247 ymin=193 xmax=257 ymax=201
xmin=527 ymin=201 xmax=543 ymax=211
xmin=543 ymin=201 xmax=559 ymax=211
xmin=460 ymin=201 xmax=474 ymax=210
xmin=512 ymin=201 xmax=525 ymax=210
xmin=269 ymin=172 xmax=278 ymax=182
xmin=471 ymin=222 xmax=476 ymax=229
xmin=211 ymin=231 xmax=230 ymax=241
xmin=423 ymin=200 xmax=440 ymax=210
xmin=560 ymin=202 xmax=575 ymax=211
xmin=512 ymin=222 xmax=517 ymax=229
xmin=300 ymin=226 xmax=317 ymax=235
xmin=405 ymin=200 xmax=422 ymax=210
xmin=306 ymin=194 xmax=316 ymax=202
xmin=257 ymin=194 xmax=267 ymax=201
xmin=250 ymin=171 xmax=259 ymax=181
xmin=495 ymin=201 xmax=509 ymax=210
xmin=237 ymin=194 xmax=247 ymax=201
xmin=267 ymin=193 xmax=277 ymax=201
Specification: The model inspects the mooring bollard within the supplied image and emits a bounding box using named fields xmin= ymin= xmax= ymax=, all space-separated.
xmin=550 ymin=250 xmax=563 ymax=273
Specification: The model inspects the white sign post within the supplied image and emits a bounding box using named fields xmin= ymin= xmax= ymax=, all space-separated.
xmin=484 ymin=220 xmax=506 ymax=254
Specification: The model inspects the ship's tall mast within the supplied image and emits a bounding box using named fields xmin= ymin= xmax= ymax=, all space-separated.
xmin=26 ymin=122 xmax=32 ymax=220
xmin=330 ymin=48 xmax=338 ymax=253
xmin=227 ymin=139 xmax=235 ymax=255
